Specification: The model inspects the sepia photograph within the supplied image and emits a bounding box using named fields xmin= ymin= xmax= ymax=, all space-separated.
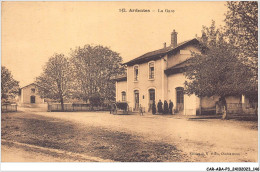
xmin=1 ymin=1 xmax=258 ymax=171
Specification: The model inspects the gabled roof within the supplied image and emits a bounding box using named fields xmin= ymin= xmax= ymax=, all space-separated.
xmin=20 ymin=83 xmax=43 ymax=90
xmin=124 ymin=38 xmax=199 ymax=66
xmin=20 ymin=83 xmax=38 ymax=89
xmin=164 ymin=59 xmax=191 ymax=75
xmin=111 ymin=74 xmax=127 ymax=82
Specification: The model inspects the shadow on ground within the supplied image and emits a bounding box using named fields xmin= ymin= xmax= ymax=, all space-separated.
xmin=2 ymin=112 xmax=183 ymax=162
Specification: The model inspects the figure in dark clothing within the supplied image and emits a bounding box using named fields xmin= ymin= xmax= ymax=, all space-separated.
xmin=152 ymin=101 xmax=156 ymax=115
xmin=157 ymin=99 xmax=163 ymax=114
xmin=163 ymin=100 xmax=169 ymax=114
xmin=169 ymin=100 xmax=174 ymax=114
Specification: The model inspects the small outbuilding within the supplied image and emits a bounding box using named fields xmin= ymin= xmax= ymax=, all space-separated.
xmin=19 ymin=83 xmax=45 ymax=106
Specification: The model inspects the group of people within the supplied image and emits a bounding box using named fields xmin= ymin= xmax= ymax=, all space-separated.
xmin=152 ymin=99 xmax=174 ymax=115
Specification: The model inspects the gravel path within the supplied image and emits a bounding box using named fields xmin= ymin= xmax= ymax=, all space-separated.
xmin=2 ymin=112 xmax=182 ymax=162
xmin=2 ymin=110 xmax=258 ymax=162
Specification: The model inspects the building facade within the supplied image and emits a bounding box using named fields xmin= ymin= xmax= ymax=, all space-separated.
xmin=19 ymin=83 xmax=45 ymax=106
xmin=114 ymin=30 xmax=255 ymax=115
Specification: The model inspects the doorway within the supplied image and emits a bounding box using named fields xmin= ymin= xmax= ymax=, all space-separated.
xmin=30 ymin=96 xmax=36 ymax=104
xmin=148 ymin=89 xmax=155 ymax=112
xmin=134 ymin=90 xmax=139 ymax=111
xmin=176 ymin=87 xmax=184 ymax=112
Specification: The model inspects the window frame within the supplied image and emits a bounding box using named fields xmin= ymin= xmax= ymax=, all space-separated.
xmin=133 ymin=65 xmax=139 ymax=82
xmin=121 ymin=91 xmax=126 ymax=102
xmin=148 ymin=61 xmax=155 ymax=80
xmin=31 ymin=88 xmax=36 ymax=94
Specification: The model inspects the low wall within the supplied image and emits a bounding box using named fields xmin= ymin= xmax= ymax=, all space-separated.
xmin=48 ymin=103 xmax=110 ymax=112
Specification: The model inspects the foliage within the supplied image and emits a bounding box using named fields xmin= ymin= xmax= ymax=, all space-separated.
xmin=225 ymin=1 xmax=258 ymax=72
xmin=1 ymin=66 xmax=19 ymax=103
xmin=184 ymin=21 xmax=256 ymax=99
xmin=35 ymin=54 xmax=72 ymax=111
xmin=70 ymin=45 xmax=125 ymax=104
xmin=89 ymin=93 xmax=104 ymax=107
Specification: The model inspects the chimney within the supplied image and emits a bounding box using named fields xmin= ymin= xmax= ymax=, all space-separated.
xmin=171 ymin=29 xmax=178 ymax=48
xmin=163 ymin=42 xmax=166 ymax=48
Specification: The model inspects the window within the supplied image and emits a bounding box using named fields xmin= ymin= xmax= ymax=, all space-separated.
xmin=134 ymin=65 xmax=139 ymax=81
xmin=31 ymin=88 xmax=35 ymax=93
xmin=122 ymin=91 xmax=126 ymax=102
xmin=148 ymin=62 xmax=155 ymax=79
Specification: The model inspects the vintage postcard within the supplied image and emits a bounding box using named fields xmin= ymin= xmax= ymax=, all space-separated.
xmin=1 ymin=1 xmax=258 ymax=171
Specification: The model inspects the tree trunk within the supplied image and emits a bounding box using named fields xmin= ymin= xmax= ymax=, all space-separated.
xmin=60 ymin=96 xmax=64 ymax=112
xmin=222 ymin=106 xmax=227 ymax=120
xmin=255 ymin=104 xmax=258 ymax=117
xmin=221 ymin=96 xmax=228 ymax=120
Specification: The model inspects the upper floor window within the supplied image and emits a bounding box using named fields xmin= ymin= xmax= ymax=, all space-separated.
xmin=122 ymin=91 xmax=126 ymax=102
xmin=31 ymin=88 xmax=35 ymax=93
xmin=148 ymin=62 xmax=155 ymax=79
xmin=134 ymin=65 xmax=139 ymax=81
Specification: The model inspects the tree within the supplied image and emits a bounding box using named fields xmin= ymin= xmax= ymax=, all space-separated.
xmin=225 ymin=1 xmax=258 ymax=105
xmin=70 ymin=45 xmax=125 ymax=104
xmin=225 ymin=1 xmax=258 ymax=69
xmin=1 ymin=66 xmax=19 ymax=103
xmin=36 ymin=54 xmax=72 ymax=111
xmin=184 ymin=21 xmax=256 ymax=119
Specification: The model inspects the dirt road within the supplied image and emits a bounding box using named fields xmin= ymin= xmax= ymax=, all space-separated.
xmin=1 ymin=110 xmax=258 ymax=162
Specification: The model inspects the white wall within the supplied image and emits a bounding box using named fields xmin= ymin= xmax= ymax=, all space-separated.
xmin=116 ymin=81 xmax=127 ymax=102
xmin=20 ymin=84 xmax=44 ymax=104
xmin=126 ymin=57 xmax=168 ymax=111
xmin=167 ymin=73 xmax=199 ymax=115
xmin=167 ymin=45 xmax=200 ymax=68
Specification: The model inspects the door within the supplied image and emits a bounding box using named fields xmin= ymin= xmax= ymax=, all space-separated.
xmin=30 ymin=96 xmax=36 ymax=104
xmin=148 ymin=89 xmax=155 ymax=112
xmin=134 ymin=90 xmax=139 ymax=111
xmin=176 ymin=87 xmax=184 ymax=112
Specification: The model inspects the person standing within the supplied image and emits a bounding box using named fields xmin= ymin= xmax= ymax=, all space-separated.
xmin=157 ymin=99 xmax=163 ymax=114
xmin=152 ymin=100 xmax=156 ymax=115
xmin=139 ymin=104 xmax=144 ymax=116
xmin=169 ymin=100 xmax=174 ymax=115
xmin=163 ymin=100 xmax=169 ymax=114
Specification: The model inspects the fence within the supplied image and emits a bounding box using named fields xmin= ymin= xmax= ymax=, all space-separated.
xmin=227 ymin=103 xmax=243 ymax=114
xmin=2 ymin=104 xmax=17 ymax=113
xmin=48 ymin=103 xmax=110 ymax=112
xmin=204 ymin=103 xmax=256 ymax=115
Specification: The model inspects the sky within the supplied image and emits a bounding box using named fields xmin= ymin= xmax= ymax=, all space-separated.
xmin=2 ymin=1 xmax=228 ymax=87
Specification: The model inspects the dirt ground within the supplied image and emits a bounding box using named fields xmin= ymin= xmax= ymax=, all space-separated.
xmin=1 ymin=109 xmax=258 ymax=162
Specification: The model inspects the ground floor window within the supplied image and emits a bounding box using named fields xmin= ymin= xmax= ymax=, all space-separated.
xmin=122 ymin=91 xmax=126 ymax=102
